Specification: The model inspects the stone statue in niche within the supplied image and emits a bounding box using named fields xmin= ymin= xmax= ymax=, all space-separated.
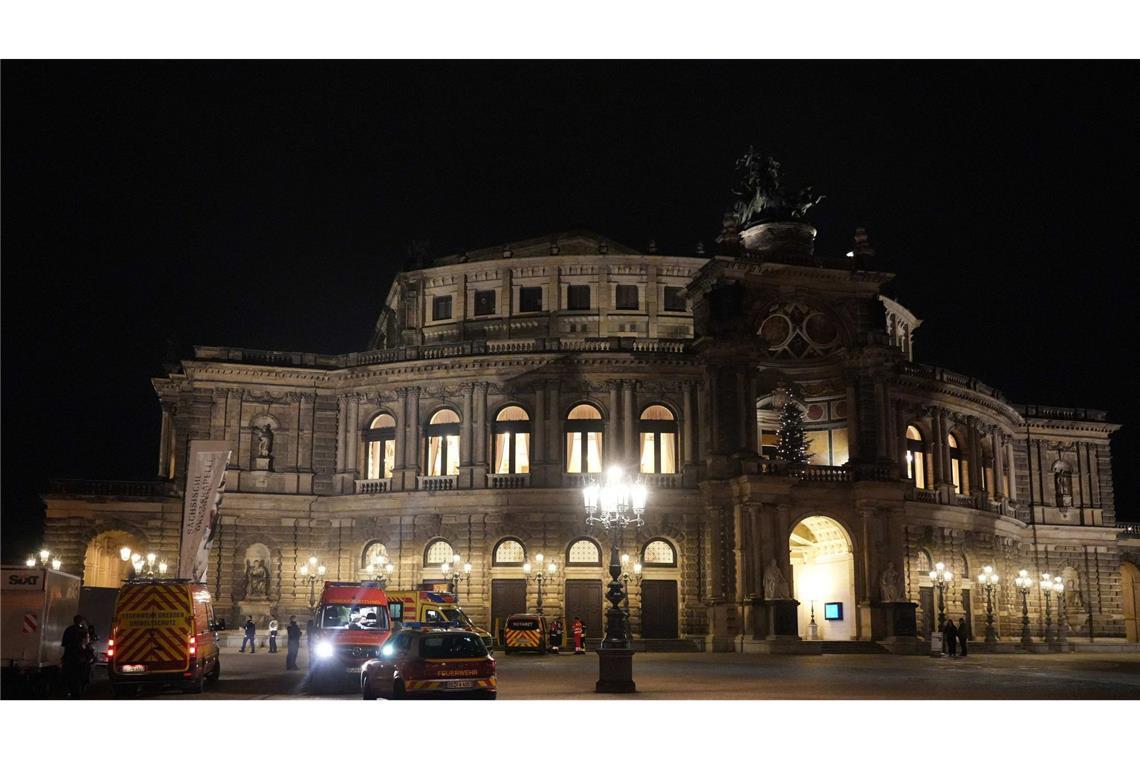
xmin=256 ymin=425 xmax=274 ymax=458
xmin=763 ymin=558 xmax=790 ymax=600
xmin=880 ymin=562 xmax=902 ymax=602
xmin=1053 ymin=460 xmax=1073 ymax=508
xmin=245 ymin=558 xmax=270 ymax=599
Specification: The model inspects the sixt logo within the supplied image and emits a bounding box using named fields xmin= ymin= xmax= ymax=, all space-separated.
xmin=6 ymin=574 xmax=43 ymax=587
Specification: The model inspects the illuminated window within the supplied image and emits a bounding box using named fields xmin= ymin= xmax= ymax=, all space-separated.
xmin=425 ymin=539 xmax=455 ymax=566
xmin=642 ymin=539 xmax=676 ymax=567
xmin=906 ymin=425 xmax=927 ymax=489
xmin=805 ymin=427 xmax=849 ymax=466
xmin=493 ymin=538 xmax=526 ymax=566
xmin=639 ymin=405 xmax=677 ymax=474
xmin=425 ymin=409 xmax=460 ymax=477
xmin=947 ymin=433 xmax=963 ymax=494
xmin=362 ymin=541 xmax=389 ymax=569
xmin=364 ymin=413 xmax=396 ymax=479
xmin=493 ymin=406 xmax=530 ymax=475
xmin=567 ymin=538 xmax=601 ymax=566
xmin=565 ymin=404 xmax=604 ymax=473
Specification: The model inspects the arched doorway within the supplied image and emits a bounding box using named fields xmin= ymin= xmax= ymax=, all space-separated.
xmin=1122 ymin=561 xmax=1139 ymax=643
xmin=789 ymin=516 xmax=855 ymax=640
xmin=82 ymin=530 xmax=138 ymax=588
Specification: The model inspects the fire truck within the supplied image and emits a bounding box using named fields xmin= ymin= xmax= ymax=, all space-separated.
xmin=309 ymin=581 xmax=393 ymax=688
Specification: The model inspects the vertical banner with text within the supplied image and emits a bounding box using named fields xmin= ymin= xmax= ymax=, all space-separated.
xmin=178 ymin=440 xmax=233 ymax=582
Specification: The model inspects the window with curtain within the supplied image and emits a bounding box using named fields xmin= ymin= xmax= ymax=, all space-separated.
xmin=642 ymin=539 xmax=676 ymax=567
xmin=364 ymin=413 xmax=396 ymax=479
xmin=493 ymin=538 xmax=526 ymax=566
xmin=805 ymin=427 xmax=849 ymax=466
xmin=565 ymin=403 xmax=604 ymax=473
xmin=947 ymin=433 xmax=963 ymax=494
xmin=493 ymin=405 xmax=531 ymax=474
xmin=425 ymin=409 xmax=460 ymax=477
xmin=567 ymin=538 xmax=601 ymax=565
xmin=639 ymin=404 xmax=677 ymax=474
xmin=906 ymin=425 xmax=927 ymax=489
xmin=425 ymin=539 xmax=455 ymax=566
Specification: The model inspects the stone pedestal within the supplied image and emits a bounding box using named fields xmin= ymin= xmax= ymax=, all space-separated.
xmin=253 ymin=456 xmax=272 ymax=471
xmin=237 ymin=599 xmax=273 ymax=628
xmin=595 ymin=648 xmax=636 ymax=693
xmin=871 ymin=601 xmax=923 ymax=654
xmin=744 ymin=598 xmax=821 ymax=654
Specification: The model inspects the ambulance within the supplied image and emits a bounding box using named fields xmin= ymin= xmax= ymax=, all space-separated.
xmin=502 ymin=612 xmax=548 ymax=654
xmin=108 ymin=578 xmax=221 ymax=697
xmin=385 ymin=589 xmax=494 ymax=649
xmin=310 ymin=581 xmax=393 ymax=687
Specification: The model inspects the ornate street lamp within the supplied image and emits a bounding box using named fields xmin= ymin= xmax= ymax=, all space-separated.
xmin=523 ymin=554 xmax=558 ymax=615
xmin=1053 ymin=575 xmax=1068 ymax=646
xmin=1040 ymin=573 xmax=1056 ymax=644
xmin=299 ymin=556 xmax=327 ymax=610
xmin=977 ymin=565 xmax=1000 ymax=643
xmin=928 ymin=561 xmax=953 ymax=630
xmin=1014 ymin=569 xmax=1034 ymax=646
xmin=123 ymin=549 xmax=168 ymax=579
xmin=27 ymin=548 xmax=62 ymax=571
xmin=365 ymin=556 xmax=395 ymax=587
xmin=582 ymin=465 xmax=646 ymax=693
xmin=441 ymin=554 xmax=471 ymax=602
xmin=619 ymin=554 xmax=642 ymax=612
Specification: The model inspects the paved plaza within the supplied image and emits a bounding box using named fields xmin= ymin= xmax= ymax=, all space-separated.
xmin=81 ymin=648 xmax=1140 ymax=700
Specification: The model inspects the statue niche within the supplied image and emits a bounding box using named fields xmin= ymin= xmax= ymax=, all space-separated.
xmin=241 ymin=543 xmax=272 ymax=600
xmin=251 ymin=419 xmax=276 ymax=471
xmin=1053 ymin=459 xmax=1073 ymax=509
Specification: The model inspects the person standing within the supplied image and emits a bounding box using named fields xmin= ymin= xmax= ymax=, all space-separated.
xmin=943 ymin=618 xmax=959 ymax=657
xmin=549 ymin=618 xmax=563 ymax=654
xmin=572 ymin=616 xmax=585 ymax=654
xmin=240 ymin=616 xmax=257 ymax=653
xmin=60 ymin=615 xmax=90 ymax=698
xmin=956 ymin=617 xmax=969 ymax=657
xmin=285 ymin=616 xmax=302 ymax=670
xmin=268 ymin=617 xmax=279 ymax=653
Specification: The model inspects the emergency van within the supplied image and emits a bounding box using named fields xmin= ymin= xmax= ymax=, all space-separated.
xmin=108 ymin=578 xmax=220 ymax=697
xmin=310 ymin=581 xmax=393 ymax=687
xmin=386 ymin=589 xmax=494 ymax=649
xmin=503 ymin=612 xmax=547 ymax=654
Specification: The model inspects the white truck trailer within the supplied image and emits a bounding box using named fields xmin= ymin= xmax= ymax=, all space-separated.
xmin=1 ymin=565 xmax=82 ymax=697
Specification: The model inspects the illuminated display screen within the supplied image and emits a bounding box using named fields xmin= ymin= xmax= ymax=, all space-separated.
xmin=823 ymin=602 xmax=843 ymax=621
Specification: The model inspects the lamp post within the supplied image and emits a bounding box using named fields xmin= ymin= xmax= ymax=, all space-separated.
xmin=27 ymin=548 xmax=63 ymax=571
xmin=1014 ymin=569 xmax=1034 ymax=646
xmin=523 ymin=554 xmax=558 ymax=615
xmin=365 ymin=557 xmax=395 ymax=587
xmin=977 ymin=565 xmax=1000 ymax=643
xmin=1040 ymin=573 xmax=1056 ymax=644
xmin=441 ymin=554 xmax=471 ymax=602
xmin=582 ymin=465 xmax=646 ymax=694
xmin=928 ymin=561 xmax=953 ymax=630
xmin=119 ymin=548 xmax=167 ymax=579
xmin=619 ymin=554 xmax=642 ymax=613
xmin=298 ymin=556 xmax=327 ymax=610
xmin=1053 ymin=575 xmax=1068 ymax=646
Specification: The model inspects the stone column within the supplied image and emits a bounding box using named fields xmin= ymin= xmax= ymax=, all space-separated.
xmin=346 ymin=395 xmax=359 ymax=476
xmin=845 ymin=383 xmax=860 ymax=461
xmin=548 ymin=382 xmax=561 ymax=474
xmin=157 ymin=405 xmax=172 ymax=478
xmin=335 ymin=396 xmax=347 ymax=473
xmin=461 ymin=384 xmax=474 ymax=466
xmin=736 ymin=371 xmax=749 ymax=449
xmin=474 ymin=383 xmax=488 ymax=467
xmin=992 ymin=429 xmax=1006 ymax=498
xmin=1005 ymin=438 xmax=1017 ymax=500
xmin=932 ymin=410 xmax=947 ymax=485
xmin=534 ymin=383 xmax=545 ymax=466
xmin=622 ymin=380 xmax=635 ymax=465
xmin=682 ymin=381 xmax=695 ymax=465
xmin=394 ymin=389 xmax=408 ymax=470
xmin=608 ymin=381 xmax=621 ymax=463
xmin=408 ymin=387 xmax=422 ymax=482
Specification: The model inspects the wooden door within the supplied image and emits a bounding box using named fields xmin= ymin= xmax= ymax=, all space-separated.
xmin=640 ymin=579 xmax=679 ymax=638
xmin=565 ymin=580 xmax=603 ymax=640
xmin=919 ymin=586 xmax=934 ymax=634
xmin=491 ymin=579 xmax=527 ymax=644
xmin=961 ymin=589 xmax=974 ymax=640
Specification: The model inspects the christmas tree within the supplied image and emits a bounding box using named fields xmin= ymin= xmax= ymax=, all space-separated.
xmin=775 ymin=388 xmax=812 ymax=465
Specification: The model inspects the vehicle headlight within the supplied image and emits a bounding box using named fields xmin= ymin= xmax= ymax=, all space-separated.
xmin=380 ymin=644 xmax=394 ymax=657
xmin=315 ymin=641 xmax=335 ymax=659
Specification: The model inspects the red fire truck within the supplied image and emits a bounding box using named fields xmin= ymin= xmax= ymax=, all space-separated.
xmin=309 ymin=581 xmax=393 ymax=689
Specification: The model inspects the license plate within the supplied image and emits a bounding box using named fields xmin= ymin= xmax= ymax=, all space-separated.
xmin=346 ymin=666 xmax=362 ymax=673
xmin=445 ymin=680 xmax=474 ymax=689
xmin=121 ymin=664 xmax=146 ymax=673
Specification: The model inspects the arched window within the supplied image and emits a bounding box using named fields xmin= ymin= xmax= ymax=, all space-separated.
xmin=947 ymin=433 xmax=964 ymax=494
xmin=565 ymin=404 xmax=604 ymax=473
xmin=567 ymin=538 xmax=602 ymax=566
xmin=362 ymin=541 xmax=389 ymax=570
xmin=494 ymin=406 xmax=531 ymax=475
xmin=424 ymin=539 xmax=456 ymax=567
xmin=425 ymin=409 xmax=460 ymax=477
xmin=639 ymin=405 xmax=678 ymax=474
xmin=916 ymin=549 xmax=932 ymax=574
xmin=493 ymin=538 xmax=526 ymax=566
xmin=906 ymin=425 xmax=927 ymax=489
xmin=642 ymin=539 xmax=677 ymax=567
xmin=365 ymin=413 xmax=396 ymax=479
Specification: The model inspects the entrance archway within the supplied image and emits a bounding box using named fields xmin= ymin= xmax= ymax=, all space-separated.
xmin=789 ymin=516 xmax=855 ymax=640
xmin=1122 ymin=561 xmax=1139 ymax=643
xmin=82 ymin=530 xmax=139 ymax=588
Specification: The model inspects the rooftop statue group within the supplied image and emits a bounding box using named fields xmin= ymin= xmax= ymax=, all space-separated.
xmin=731 ymin=148 xmax=825 ymax=229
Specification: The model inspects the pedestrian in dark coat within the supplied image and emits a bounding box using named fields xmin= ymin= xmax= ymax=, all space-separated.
xmin=957 ymin=617 xmax=969 ymax=657
xmin=240 ymin=616 xmax=257 ymax=653
xmin=549 ymin=618 xmax=563 ymax=653
xmin=943 ymin=619 xmax=959 ymax=657
xmin=285 ymin=616 xmax=302 ymax=670
xmin=60 ymin=615 xmax=90 ymax=698
xmin=268 ymin=617 xmax=279 ymax=653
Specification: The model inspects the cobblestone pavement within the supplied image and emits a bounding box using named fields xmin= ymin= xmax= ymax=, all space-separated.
xmin=82 ymin=648 xmax=1140 ymax=700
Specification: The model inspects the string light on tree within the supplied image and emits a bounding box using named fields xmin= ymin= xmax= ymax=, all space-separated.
xmin=775 ymin=385 xmax=811 ymax=466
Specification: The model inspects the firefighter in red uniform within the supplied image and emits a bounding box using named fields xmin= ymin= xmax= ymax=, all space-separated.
xmin=572 ymin=616 xmax=585 ymax=654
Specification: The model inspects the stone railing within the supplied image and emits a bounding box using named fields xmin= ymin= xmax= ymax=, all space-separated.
xmin=913 ymin=488 xmax=939 ymax=504
xmin=642 ymin=472 xmax=681 ymax=489
xmin=793 ymin=465 xmax=852 ymax=483
xmin=900 ymin=362 xmax=1010 ymax=403
xmin=417 ymin=475 xmax=457 ymax=492
xmin=561 ymin=473 xmax=594 ymax=489
xmin=45 ymin=479 xmax=175 ymax=499
xmin=486 ymin=473 xmax=530 ymax=489
xmin=354 ymin=478 xmax=392 ymax=494
xmin=1015 ymin=404 xmax=1109 ymax=422
xmin=954 ymin=493 xmax=977 ymax=508
xmin=1118 ymin=522 xmax=1140 ymax=538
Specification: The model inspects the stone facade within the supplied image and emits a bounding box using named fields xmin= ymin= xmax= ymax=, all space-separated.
xmin=43 ymin=227 xmax=1133 ymax=647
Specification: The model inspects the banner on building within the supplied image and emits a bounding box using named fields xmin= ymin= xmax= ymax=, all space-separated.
xmin=178 ymin=440 xmax=233 ymax=582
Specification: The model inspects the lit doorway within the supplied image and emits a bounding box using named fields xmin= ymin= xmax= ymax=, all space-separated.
xmin=789 ymin=516 xmax=856 ymax=640
xmin=82 ymin=530 xmax=138 ymax=588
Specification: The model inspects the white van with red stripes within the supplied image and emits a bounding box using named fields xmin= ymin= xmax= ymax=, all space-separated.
xmin=108 ymin=579 xmax=220 ymax=697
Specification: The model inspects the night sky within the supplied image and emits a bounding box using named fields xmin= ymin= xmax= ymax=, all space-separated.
xmin=3 ymin=61 xmax=1137 ymax=559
